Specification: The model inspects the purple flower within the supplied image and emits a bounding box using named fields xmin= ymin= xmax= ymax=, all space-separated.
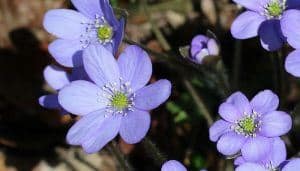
xmin=43 ymin=0 xmax=125 ymax=67
xmin=281 ymin=9 xmax=300 ymax=49
xmin=39 ymin=65 xmax=88 ymax=113
xmin=161 ymin=160 xmax=187 ymax=171
xmin=231 ymin=0 xmax=300 ymax=51
xmin=190 ymin=35 xmax=219 ymax=64
xmin=235 ymin=137 xmax=286 ymax=170
xmin=284 ymin=49 xmax=300 ymax=77
xmin=280 ymin=158 xmax=300 ymax=171
xmin=58 ymin=45 xmax=172 ymax=153
xmin=209 ymin=90 xmax=292 ymax=162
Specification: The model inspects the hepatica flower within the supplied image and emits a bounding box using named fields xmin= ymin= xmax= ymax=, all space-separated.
xmin=161 ymin=160 xmax=187 ymax=171
xmin=190 ymin=35 xmax=219 ymax=64
xmin=231 ymin=0 xmax=300 ymax=51
xmin=58 ymin=45 xmax=171 ymax=153
xmin=43 ymin=0 xmax=124 ymax=67
xmin=209 ymin=90 xmax=292 ymax=162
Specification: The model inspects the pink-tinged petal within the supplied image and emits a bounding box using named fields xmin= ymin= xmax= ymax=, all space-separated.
xmin=209 ymin=119 xmax=231 ymax=142
xmin=236 ymin=163 xmax=267 ymax=171
xmin=268 ymin=137 xmax=286 ymax=167
xmin=241 ymin=136 xmax=272 ymax=162
xmin=207 ymin=39 xmax=219 ymax=56
xmin=43 ymin=9 xmax=89 ymax=39
xmin=83 ymin=45 xmax=120 ymax=87
xmin=231 ymin=11 xmax=265 ymax=39
xmin=226 ymin=92 xmax=251 ymax=115
xmin=285 ymin=50 xmax=300 ymax=77
xmin=71 ymin=0 xmax=103 ymax=19
xmin=161 ymin=160 xmax=187 ymax=171
xmin=118 ymin=45 xmax=152 ymax=91
xmin=82 ymin=114 xmax=121 ymax=154
xmin=282 ymin=159 xmax=300 ymax=171
xmin=260 ymin=111 xmax=292 ymax=137
xmin=281 ymin=10 xmax=300 ymax=49
xmin=44 ymin=65 xmax=70 ymax=90
xmin=119 ymin=109 xmax=150 ymax=144
xmin=234 ymin=157 xmax=246 ymax=166
xmin=48 ymin=39 xmax=83 ymax=67
xmin=217 ymin=132 xmax=246 ymax=156
xmin=233 ymin=0 xmax=268 ymax=12
xmin=134 ymin=79 xmax=171 ymax=111
xmin=250 ymin=90 xmax=279 ymax=115
xmin=258 ymin=20 xmax=285 ymax=51
xmin=218 ymin=103 xmax=242 ymax=122
xmin=39 ymin=95 xmax=60 ymax=109
xmin=58 ymin=80 xmax=108 ymax=115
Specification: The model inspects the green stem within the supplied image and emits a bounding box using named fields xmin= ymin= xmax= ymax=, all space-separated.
xmin=141 ymin=137 xmax=167 ymax=166
xmin=108 ymin=141 xmax=133 ymax=171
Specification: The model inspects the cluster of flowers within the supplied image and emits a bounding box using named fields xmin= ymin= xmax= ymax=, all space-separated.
xmin=39 ymin=0 xmax=172 ymax=154
xmin=230 ymin=0 xmax=300 ymax=77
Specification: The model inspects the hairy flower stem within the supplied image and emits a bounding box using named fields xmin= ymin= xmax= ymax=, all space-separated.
xmin=108 ymin=141 xmax=133 ymax=171
xmin=183 ymin=79 xmax=214 ymax=126
xmin=142 ymin=137 xmax=167 ymax=166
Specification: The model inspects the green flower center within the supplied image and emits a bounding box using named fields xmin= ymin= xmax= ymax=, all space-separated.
xmin=266 ymin=0 xmax=285 ymax=18
xmin=239 ymin=117 xmax=256 ymax=134
xmin=97 ymin=25 xmax=113 ymax=41
xmin=111 ymin=92 xmax=129 ymax=111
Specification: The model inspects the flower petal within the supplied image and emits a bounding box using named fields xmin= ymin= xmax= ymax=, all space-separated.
xmin=285 ymin=50 xmax=300 ymax=77
xmin=231 ymin=11 xmax=265 ymax=39
xmin=39 ymin=94 xmax=60 ymax=109
xmin=43 ymin=9 xmax=89 ymax=39
xmin=268 ymin=137 xmax=286 ymax=167
xmin=258 ymin=20 xmax=285 ymax=51
xmin=217 ymin=132 xmax=246 ymax=156
xmin=250 ymin=90 xmax=279 ymax=115
xmin=49 ymin=39 xmax=83 ymax=67
xmin=260 ymin=111 xmax=292 ymax=137
xmin=233 ymin=0 xmax=268 ymax=12
xmin=58 ymin=80 xmax=108 ymax=115
xmin=207 ymin=39 xmax=219 ymax=56
xmin=287 ymin=0 xmax=300 ymax=9
xmin=134 ymin=79 xmax=171 ymax=111
xmin=191 ymin=35 xmax=208 ymax=57
xmin=71 ymin=0 xmax=102 ymax=19
xmin=209 ymin=119 xmax=231 ymax=142
xmin=112 ymin=18 xmax=125 ymax=54
xmin=226 ymin=92 xmax=251 ymax=115
xmin=119 ymin=109 xmax=150 ymax=144
xmin=83 ymin=45 xmax=120 ymax=87
xmin=236 ymin=163 xmax=267 ymax=171
xmin=44 ymin=65 xmax=70 ymax=90
xmin=100 ymin=0 xmax=118 ymax=27
xmin=282 ymin=159 xmax=300 ymax=171
xmin=234 ymin=157 xmax=246 ymax=166
xmin=161 ymin=160 xmax=187 ymax=171
xmin=241 ymin=136 xmax=272 ymax=162
xmin=69 ymin=67 xmax=90 ymax=81
xmin=281 ymin=10 xmax=300 ymax=49
xmin=218 ymin=102 xmax=242 ymax=122
xmin=118 ymin=45 xmax=152 ymax=91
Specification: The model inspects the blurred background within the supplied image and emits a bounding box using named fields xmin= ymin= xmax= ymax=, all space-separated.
xmin=0 ymin=0 xmax=300 ymax=170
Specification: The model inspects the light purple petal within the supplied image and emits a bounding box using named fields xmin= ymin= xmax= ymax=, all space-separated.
xmin=218 ymin=102 xmax=242 ymax=122
xmin=112 ymin=18 xmax=125 ymax=54
xmin=44 ymin=65 xmax=70 ymax=90
xmin=119 ymin=109 xmax=150 ymax=144
xmin=191 ymin=35 xmax=209 ymax=57
xmin=161 ymin=160 xmax=187 ymax=171
xmin=250 ymin=90 xmax=279 ymax=115
xmin=134 ymin=79 xmax=171 ymax=111
xmin=207 ymin=39 xmax=219 ymax=56
xmin=217 ymin=132 xmax=246 ymax=156
xmin=209 ymin=119 xmax=231 ymax=142
xmin=241 ymin=136 xmax=272 ymax=162
xmin=43 ymin=9 xmax=89 ymax=39
xmin=226 ymin=92 xmax=251 ymax=115
xmin=268 ymin=137 xmax=287 ymax=167
xmin=236 ymin=163 xmax=267 ymax=171
xmin=71 ymin=0 xmax=102 ymax=19
xmin=83 ymin=45 xmax=120 ymax=87
xmin=48 ymin=39 xmax=83 ymax=67
xmin=58 ymin=80 xmax=108 ymax=115
xmin=260 ymin=111 xmax=292 ymax=137
xmin=39 ymin=95 xmax=60 ymax=109
xmin=285 ymin=50 xmax=300 ymax=77
xmin=258 ymin=20 xmax=285 ymax=51
xmin=234 ymin=157 xmax=246 ymax=166
xmin=282 ymin=159 xmax=300 ymax=171
xmin=281 ymin=10 xmax=300 ymax=49
xmin=82 ymin=114 xmax=121 ymax=154
xmin=231 ymin=11 xmax=265 ymax=39
xmin=233 ymin=0 xmax=268 ymax=12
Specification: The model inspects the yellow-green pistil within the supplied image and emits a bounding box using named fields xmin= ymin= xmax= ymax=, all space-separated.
xmin=111 ymin=92 xmax=129 ymax=111
xmin=97 ymin=25 xmax=113 ymax=41
xmin=239 ymin=117 xmax=256 ymax=134
xmin=266 ymin=1 xmax=284 ymax=18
